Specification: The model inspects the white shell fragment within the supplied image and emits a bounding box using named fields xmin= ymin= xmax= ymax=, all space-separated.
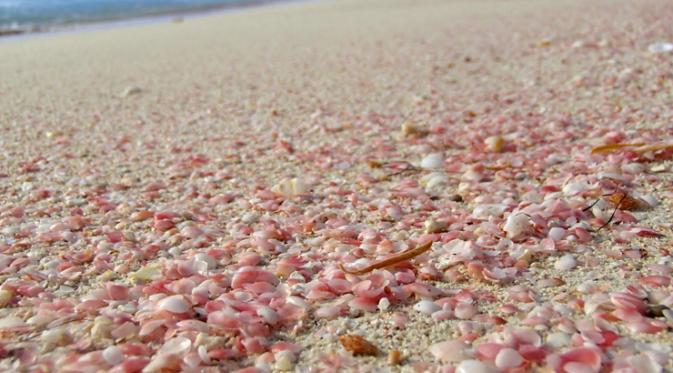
xmin=420 ymin=153 xmax=444 ymax=169
xmin=414 ymin=300 xmax=441 ymax=314
xmin=456 ymin=360 xmax=496 ymax=373
xmin=503 ymin=213 xmax=530 ymax=239
xmin=555 ymin=254 xmax=577 ymax=271
xmin=157 ymin=295 xmax=191 ymax=314
xmin=271 ymin=177 xmax=309 ymax=197
xmin=648 ymin=42 xmax=673 ymax=53
xmin=429 ymin=340 xmax=468 ymax=363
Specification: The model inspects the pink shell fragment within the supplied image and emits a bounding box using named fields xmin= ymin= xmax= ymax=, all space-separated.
xmin=548 ymin=347 xmax=602 ymax=373
xmin=231 ymin=267 xmax=279 ymax=289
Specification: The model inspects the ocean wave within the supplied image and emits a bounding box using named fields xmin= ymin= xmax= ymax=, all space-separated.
xmin=0 ymin=0 xmax=279 ymax=35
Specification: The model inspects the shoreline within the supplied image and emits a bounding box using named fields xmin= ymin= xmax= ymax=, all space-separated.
xmin=0 ymin=0 xmax=305 ymax=42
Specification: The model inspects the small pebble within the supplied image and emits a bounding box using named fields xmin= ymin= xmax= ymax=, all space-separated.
xmin=388 ymin=350 xmax=402 ymax=365
xmin=0 ymin=316 xmax=26 ymax=329
xmin=484 ymin=135 xmax=505 ymax=152
xmin=41 ymin=327 xmax=71 ymax=346
xmin=648 ymin=42 xmax=673 ymax=53
xmin=429 ymin=340 xmax=468 ymax=363
xmin=157 ymin=295 xmax=191 ymax=313
xmin=503 ymin=213 xmax=530 ymax=238
xmin=0 ymin=290 xmax=13 ymax=307
xmin=121 ymin=86 xmax=142 ymax=97
xmin=401 ymin=121 xmax=426 ymax=137
xmin=454 ymin=303 xmax=477 ymax=319
xmin=555 ymin=254 xmax=577 ymax=271
xmin=378 ymin=297 xmax=391 ymax=312
xmin=495 ymin=348 xmax=523 ymax=369
xmin=102 ymin=346 xmax=124 ymax=365
xmin=546 ymin=332 xmax=571 ymax=348
xmin=420 ymin=153 xmax=444 ymax=169
xmin=456 ymin=360 xmax=496 ymax=373
xmin=274 ymin=350 xmax=296 ymax=371
xmin=548 ymin=227 xmax=566 ymax=241
xmin=414 ymin=300 xmax=441 ymax=315
xmin=424 ymin=219 xmax=448 ymax=234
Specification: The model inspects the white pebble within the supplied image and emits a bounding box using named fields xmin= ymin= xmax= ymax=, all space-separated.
xmin=0 ymin=290 xmax=12 ymax=307
xmin=548 ymin=227 xmax=566 ymax=241
xmin=546 ymin=332 xmax=571 ymax=348
xmin=462 ymin=168 xmax=484 ymax=182
xmin=562 ymin=181 xmax=590 ymax=195
xmin=454 ymin=302 xmax=476 ymax=319
xmin=503 ymin=213 xmax=530 ymax=239
xmin=421 ymin=153 xmax=444 ymax=169
xmin=456 ymin=360 xmax=496 ymax=373
xmin=0 ymin=316 xmax=26 ymax=329
xmin=241 ymin=212 xmax=259 ymax=224
xmin=26 ymin=314 xmax=51 ymax=327
xmin=648 ymin=42 xmax=673 ymax=53
xmin=286 ymin=296 xmax=308 ymax=309
xmin=424 ymin=219 xmax=448 ymax=234
xmin=378 ymin=297 xmax=390 ymax=312
xmin=271 ymin=177 xmax=309 ymax=197
xmin=132 ymin=264 xmax=162 ymax=282
xmin=627 ymin=353 xmax=662 ymax=373
xmin=473 ymin=204 xmax=506 ymax=218
xmin=555 ymin=254 xmax=577 ymax=271
xmin=621 ymin=163 xmax=646 ymax=174
xmin=120 ymin=86 xmax=142 ymax=97
xmin=484 ymin=135 xmax=505 ymax=153
xmin=157 ymin=295 xmax=191 ymax=314
xmin=256 ymin=306 xmax=280 ymax=325
xmin=431 ymin=310 xmax=453 ymax=321
xmin=564 ymin=362 xmax=595 ymax=373
xmin=274 ymin=350 xmax=296 ymax=371
xmin=41 ymin=328 xmax=70 ymax=346
xmin=414 ymin=300 xmax=441 ymax=315
xmin=429 ymin=340 xmax=468 ymax=363
xmin=521 ymin=191 xmax=543 ymax=203
xmin=422 ymin=172 xmax=449 ymax=194
xmin=641 ymin=194 xmax=658 ymax=207
xmin=158 ymin=336 xmax=191 ymax=355
xmin=194 ymin=253 xmax=216 ymax=270
xmin=495 ymin=348 xmax=523 ymax=369
xmin=102 ymin=346 xmax=124 ymax=365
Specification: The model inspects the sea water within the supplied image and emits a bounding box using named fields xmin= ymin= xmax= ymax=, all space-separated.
xmin=0 ymin=0 xmax=278 ymax=35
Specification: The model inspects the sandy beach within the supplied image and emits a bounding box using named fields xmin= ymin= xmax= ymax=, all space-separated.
xmin=2 ymin=0 xmax=673 ymax=371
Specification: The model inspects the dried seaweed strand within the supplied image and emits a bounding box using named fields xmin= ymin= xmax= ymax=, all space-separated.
xmin=591 ymin=142 xmax=645 ymax=154
xmin=632 ymin=143 xmax=673 ymax=154
xmin=386 ymin=166 xmax=422 ymax=178
xmin=339 ymin=241 xmax=433 ymax=275
xmin=591 ymin=142 xmax=673 ymax=156
xmin=582 ymin=198 xmax=601 ymax=212
xmin=596 ymin=193 xmax=626 ymax=232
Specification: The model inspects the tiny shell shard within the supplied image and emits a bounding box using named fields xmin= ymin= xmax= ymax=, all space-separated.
xmin=401 ymin=121 xmax=428 ymax=138
xmin=591 ymin=143 xmax=645 ymax=154
xmin=484 ymin=135 xmax=505 ymax=153
xmin=271 ymin=178 xmax=309 ymax=197
xmin=157 ymin=295 xmax=192 ymax=314
xmin=387 ymin=350 xmax=402 ymax=365
xmin=339 ymin=335 xmax=379 ymax=356
xmin=606 ymin=191 xmax=649 ymax=211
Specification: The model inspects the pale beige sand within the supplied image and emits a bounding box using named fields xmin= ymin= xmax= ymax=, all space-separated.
xmin=1 ymin=0 xmax=673 ymax=372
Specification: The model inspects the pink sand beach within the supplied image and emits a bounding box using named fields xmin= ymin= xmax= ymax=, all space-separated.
xmin=1 ymin=0 xmax=673 ymax=371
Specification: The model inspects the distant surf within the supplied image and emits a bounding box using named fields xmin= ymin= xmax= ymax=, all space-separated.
xmin=0 ymin=0 xmax=289 ymax=36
